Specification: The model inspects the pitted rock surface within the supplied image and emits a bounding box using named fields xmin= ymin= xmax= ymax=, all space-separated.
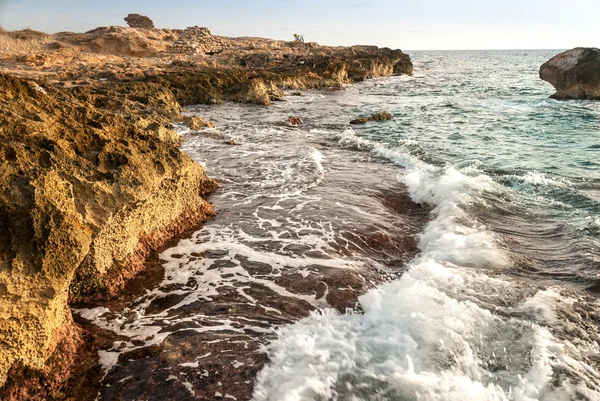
xmin=124 ymin=14 xmax=155 ymax=29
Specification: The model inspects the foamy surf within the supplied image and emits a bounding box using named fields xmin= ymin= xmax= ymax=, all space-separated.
xmin=251 ymin=131 xmax=600 ymax=401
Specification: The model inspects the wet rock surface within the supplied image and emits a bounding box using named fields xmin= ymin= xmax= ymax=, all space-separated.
xmin=540 ymin=47 xmax=600 ymax=99
xmin=350 ymin=111 xmax=393 ymax=124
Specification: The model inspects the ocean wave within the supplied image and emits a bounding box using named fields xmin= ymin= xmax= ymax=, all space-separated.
xmin=253 ymin=132 xmax=600 ymax=401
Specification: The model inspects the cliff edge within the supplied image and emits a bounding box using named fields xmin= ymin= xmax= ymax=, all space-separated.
xmin=0 ymin=76 xmax=217 ymax=399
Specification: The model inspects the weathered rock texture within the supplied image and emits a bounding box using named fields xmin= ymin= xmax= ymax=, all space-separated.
xmin=124 ymin=14 xmax=155 ymax=29
xmin=0 ymin=22 xmax=413 ymax=399
xmin=350 ymin=111 xmax=393 ymax=124
xmin=169 ymin=26 xmax=228 ymax=55
xmin=0 ymin=75 xmax=217 ymax=398
xmin=540 ymin=47 xmax=600 ymax=99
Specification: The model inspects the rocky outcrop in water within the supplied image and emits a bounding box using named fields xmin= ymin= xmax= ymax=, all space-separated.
xmin=350 ymin=111 xmax=393 ymax=124
xmin=182 ymin=115 xmax=216 ymax=129
xmin=124 ymin=14 xmax=155 ymax=29
xmin=540 ymin=48 xmax=600 ymax=99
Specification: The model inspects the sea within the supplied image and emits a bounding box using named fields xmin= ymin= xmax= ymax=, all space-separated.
xmin=76 ymin=50 xmax=600 ymax=401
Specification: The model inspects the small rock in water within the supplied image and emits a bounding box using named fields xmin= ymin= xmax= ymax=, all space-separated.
xmin=372 ymin=111 xmax=393 ymax=121
xmin=200 ymin=130 xmax=224 ymax=140
xmin=286 ymin=116 xmax=303 ymax=126
xmin=182 ymin=116 xmax=216 ymax=130
xmin=290 ymin=91 xmax=304 ymax=96
xmin=350 ymin=117 xmax=371 ymax=125
xmin=350 ymin=111 xmax=393 ymax=124
xmin=224 ymin=139 xmax=237 ymax=145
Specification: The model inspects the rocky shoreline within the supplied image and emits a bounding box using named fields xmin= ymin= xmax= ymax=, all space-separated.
xmin=0 ymin=20 xmax=413 ymax=400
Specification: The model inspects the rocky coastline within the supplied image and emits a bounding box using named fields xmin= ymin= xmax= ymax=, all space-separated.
xmin=0 ymin=19 xmax=413 ymax=400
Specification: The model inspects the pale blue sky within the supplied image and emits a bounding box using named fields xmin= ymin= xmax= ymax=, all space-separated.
xmin=0 ymin=0 xmax=598 ymax=50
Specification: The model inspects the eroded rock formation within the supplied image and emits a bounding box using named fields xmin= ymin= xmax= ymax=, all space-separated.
xmin=540 ymin=48 xmax=600 ymax=99
xmin=124 ymin=14 xmax=155 ymax=29
xmin=0 ymin=75 xmax=217 ymax=398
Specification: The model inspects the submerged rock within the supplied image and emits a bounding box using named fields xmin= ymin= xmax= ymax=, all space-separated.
xmin=286 ymin=116 xmax=303 ymax=126
xmin=350 ymin=111 xmax=393 ymax=124
xmin=540 ymin=48 xmax=600 ymax=99
xmin=350 ymin=117 xmax=371 ymax=125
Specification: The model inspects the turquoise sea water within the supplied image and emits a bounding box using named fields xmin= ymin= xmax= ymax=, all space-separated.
xmin=343 ymin=50 xmax=600 ymax=288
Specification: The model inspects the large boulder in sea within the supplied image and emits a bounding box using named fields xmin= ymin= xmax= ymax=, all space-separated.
xmin=540 ymin=48 xmax=600 ymax=99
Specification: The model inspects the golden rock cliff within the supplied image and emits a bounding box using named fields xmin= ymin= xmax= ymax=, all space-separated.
xmin=0 ymin=75 xmax=216 ymax=395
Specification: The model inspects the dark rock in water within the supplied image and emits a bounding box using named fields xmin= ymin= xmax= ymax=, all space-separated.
xmin=291 ymin=91 xmax=303 ymax=96
xmin=286 ymin=116 xmax=303 ymax=126
xmin=350 ymin=111 xmax=393 ymax=124
xmin=540 ymin=48 xmax=600 ymax=99
xmin=124 ymin=14 xmax=155 ymax=29
xmin=372 ymin=111 xmax=393 ymax=121
xmin=350 ymin=117 xmax=371 ymax=125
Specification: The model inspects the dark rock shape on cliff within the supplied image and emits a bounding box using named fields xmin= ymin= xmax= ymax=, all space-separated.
xmin=124 ymin=13 xmax=155 ymax=29
xmin=540 ymin=48 xmax=600 ymax=99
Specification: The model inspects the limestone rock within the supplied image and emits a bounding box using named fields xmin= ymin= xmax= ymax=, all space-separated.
xmin=124 ymin=14 xmax=155 ymax=29
xmin=540 ymin=48 xmax=600 ymax=99
xmin=167 ymin=26 xmax=228 ymax=55
xmin=182 ymin=116 xmax=216 ymax=130
xmin=0 ymin=75 xmax=216 ymax=393
xmin=350 ymin=117 xmax=371 ymax=125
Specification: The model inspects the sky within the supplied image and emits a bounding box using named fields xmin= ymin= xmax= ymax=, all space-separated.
xmin=0 ymin=0 xmax=598 ymax=50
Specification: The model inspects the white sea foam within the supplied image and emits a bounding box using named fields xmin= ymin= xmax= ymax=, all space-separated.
xmin=251 ymin=132 xmax=600 ymax=400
